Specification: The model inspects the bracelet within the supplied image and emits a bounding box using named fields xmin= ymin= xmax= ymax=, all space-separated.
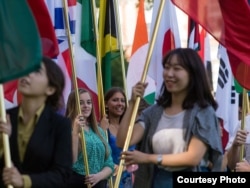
xmin=157 ymin=154 xmax=163 ymax=165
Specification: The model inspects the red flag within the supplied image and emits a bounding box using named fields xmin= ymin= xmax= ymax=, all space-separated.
xmin=27 ymin=0 xmax=59 ymax=58
xmin=171 ymin=0 xmax=250 ymax=90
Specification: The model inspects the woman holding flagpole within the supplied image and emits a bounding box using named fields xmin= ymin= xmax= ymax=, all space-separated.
xmin=101 ymin=87 xmax=139 ymax=188
xmin=226 ymin=93 xmax=250 ymax=172
xmin=0 ymin=56 xmax=72 ymax=187
xmin=65 ymin=88 xmax=114 ymax=188
xmin=116 ymin=48 xmax=223 ymax=188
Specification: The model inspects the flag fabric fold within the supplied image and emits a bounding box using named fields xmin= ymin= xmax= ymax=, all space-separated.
xmin=171 ymin=0 xmax=250 ymax=90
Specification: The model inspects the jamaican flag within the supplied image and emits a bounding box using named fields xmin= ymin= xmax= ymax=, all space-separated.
xmin=99 ymin=0 xmax=119 ymax=93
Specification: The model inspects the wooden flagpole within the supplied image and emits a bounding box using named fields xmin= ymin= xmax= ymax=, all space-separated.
xmin=240 ymin=89 xmax=248 ymax=161
xmin=0 ymin=84 xmax=13 ymax=188
xmin=91 ymin=0 xmax=106 ymax=120
xmin=62 ymin=1 xmax=91 ymax=187
xmin=113 ymin=0 xmax=128 ymax=105
xmin=114 ymin=0 xmax=167 ymax=187
xmin=91 ymin=1 xmax=114 ymax=187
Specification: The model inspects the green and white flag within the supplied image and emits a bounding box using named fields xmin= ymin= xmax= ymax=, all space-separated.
xmin=0 ymin=0 xmax=42 ymax=83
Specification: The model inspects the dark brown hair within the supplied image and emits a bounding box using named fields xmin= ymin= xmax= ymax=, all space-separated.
xmin=104 ymin=87 xmax=127 ymax=122
xmin=43 ymin=56 xmax=65 ymax=111
xmin=157 ymin=48 xmax=218 ymax=110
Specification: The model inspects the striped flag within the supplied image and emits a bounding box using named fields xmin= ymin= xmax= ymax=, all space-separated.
xmin=215 ymin=45 xmax=239 ymax=150
xmin=99 ymin=0 xmax=119 ymax=93
xmin=75 ymin=0 xmax=99 ymax=119
xmin=126 ymin=0 xmax=156 ymax=104
xmin=148 ymin=0 xmax=181 ymax=99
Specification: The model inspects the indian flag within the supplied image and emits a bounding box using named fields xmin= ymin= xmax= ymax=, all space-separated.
xmin=126 ymin=0 xmax=156 ymax=104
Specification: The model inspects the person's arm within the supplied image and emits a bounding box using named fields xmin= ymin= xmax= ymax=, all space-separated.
xmin=85 ymin=166 xmax=113 ymax=187
xmin=72 ymin=131 xmax=80 ymax=163
xmin=3 ymin=166 xmax=32 ymax=188
xmin=116 ymin=100 xmax=145 ymax=148
xmin=97 ymin=167 xmax=113 ymax=180
xmin=102 ymin=136 xmax=115 ymax=175
xmin=161 ymin=136 xmax=208 ymax=167
xmin=227 ymin=145 xmax=241 ymax=170
xmin=227 ymin=129 xmax=247 ymax=170
xmin=29 ymin=116 xmax=72 ymax=187
xmin=72 ymin=115 xmax=85 ymax=162
xmin=235 ymin=159 xmax=250 ymax=172
xmin=221 ymin=151 xmax=228 ymax=171
xmin=116 ymin=82 xmax=147 ymax=148
xmin=122 ymin=136 xmax=207 ymax=167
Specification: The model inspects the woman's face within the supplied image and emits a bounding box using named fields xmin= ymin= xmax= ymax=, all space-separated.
xmin=163 ymin=55 xmax=190 ymax=95
xmin=18 ymin=62 xmax=54 ymax=98
xmin=106 ymin=92 xmax=126 ymax=118
xmin=79 ymin=92 xmax=92 ymax=119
